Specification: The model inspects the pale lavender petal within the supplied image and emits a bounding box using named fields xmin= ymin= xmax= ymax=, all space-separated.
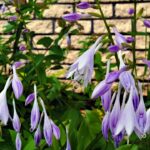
xmin=136 ymin=82 xmax=147 ymax=133
xmin=132 ymin=87 xmax=139 ymax=111
xmin=25 ymin=93 xmax=35 ymax=106
xmin=102 ymin=112 xmax=110 ymax=140
xmin=144 ymin=108 xmax=150 ymax=133
xmin=101 ymin=89 xmax=111 ymax=112
xmin=119 ymin=71 xmax=135 ymax=92
xmin=30 ymin=85 xmax=40 ymax=131
xmin=12 ymin=66 xmax=23 ymax=99
xmin=16 ymin=133 xmax=22 ymax=150
xmin=77 ymin=2 xmax=91 ymax=9
xmin=0 ymin=77 xmax=11 ymax=125
xmin=19 ymin=44 xmax=26 ymax=51
xmin=51 ymin=120 xmax=60 ymax=140
xmin=34 ymin=124 xmax=42 ymax=146
xmin=12 ymin=100 xmax=21 ymax=132
xmin=113 ymin=28 xmax=127 ymax=48
xmin=62 ymin=13 xmax=82 ymax=22
xmin=13 ymin=61 xmax=24 ymax=69
xmin=123 ymin=87 xmax=137 ymax=136
xmin=91 ymin=80 xmax=112 ymax=99
xmin=43 ymin=115 xmax=53 ymax=146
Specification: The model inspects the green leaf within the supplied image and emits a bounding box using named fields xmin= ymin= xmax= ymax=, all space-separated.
xmin=136 ymin=8 xmax=144 ymax=19
xmin=116 ymin=144 xmax=138 ymax=150
xmin=37 ymin=37 xmax=53 ymax=48
xmin=88 ymin=12 xmax=101 ymax=18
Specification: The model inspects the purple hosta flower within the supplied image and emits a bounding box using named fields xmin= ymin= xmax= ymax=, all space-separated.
xmin=0 ymin=77 xmax=11 ymax=125
xmin=132 ymin=87 xmax=140 ymax=111
xmin=113 ymin=132 xmax=124 ymax=148
xmin=91 ymin=80 xmax=112 ymax=99
xmin=105 ymin=66 xmax=127 ymax=84
xmin=117 ymin=51 xmax=135 ymax=92
xmin=9 ymin=15 xmax=17 ymax=22
xmin=30 ymin=85 xmax=40 ymax=131
xmin=102 ymin=111 xmax=110 ymax=140
xmin=136 ymin=82 xmax=147 ymax=133
xmin=62 ymin=13 xmax=82 ymax=22
xmin=43 ymin=114 xmax=53 ymax=146
xmin=66 ymin=36 xmax=103 ymax=87
xmin=23 ymin=28 xmax=29 ymax=33
xmin=119 ymin=71 xmax=135 ymax=92
xmin=108 ymin=45 xmax=119 ymax=53
xmin=25 ymin=93 xmax=35 ymax=106
xmin=113 ymin=28 xmax=127 ymax=49
xmin=77 ymin=2 xmax=91 ymax=9
xmin=66 ymin=128 xmax=71 ymax=150
xmin=144 ymin=108 xmax=150 ymax=134
xmin=1 ymin=3 xmax=6 ymax=13
xmin=142 ymin=58 xmax=150 ymax=68
xmin=128 ymin=8 xmax=134 ymax=15
xmin=12 ymin=99 xmax=21 ymax=132
xmin=16 ymin=133 xmax=22 ymax=150
xmin=126 ymin=37 xmax=134 ymax=43
xmin=115 ymin=87 xmax=137 ymax=137
xmin=101 ymin=89 xmax=111 ymax=112
xmin=143 ymin=20 xmax=150 ymax=28
xmin=19 ymin=44 xmax=26 ymax=51
xmin=13 ymin=61 xmax=24 ymax=69
xmin=12 ymin=65 xmax=23 ymax=99
xmin=51 ymin=119 xmax=60 ymax=140
xmin=40 ymin=98 xmax=60 ymax=146
xmin=34 ymin=124 xmax=42 ymax=146
xmin=109 ymin=86 xmax=121 ymax=135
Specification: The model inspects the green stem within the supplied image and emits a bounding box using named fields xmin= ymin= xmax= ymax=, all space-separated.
xmin=132 ymin=0 xmax=137 ymax=75
xmin=96 ymin=0 xmax=119 ymax=68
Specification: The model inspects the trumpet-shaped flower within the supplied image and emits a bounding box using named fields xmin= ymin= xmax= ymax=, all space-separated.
xmin=77 ymin=2 xmax=91 ymax=9
xmin=40 ymin=98 xmax=60 ymax=146
xmin=34 ymin=124 xmax=42 ymax=146
xmin=102 ymin=111 xmax=110 ymax=140
xmin=109 ymin=86 xmax=121 ymax=135
xmin=30 ymin=85 xmax=40 ymax=131
xmin=108 ymin=45 xmax=119 ymax=53
xmin=16 ymin=133 xmax=22 ymax=150
xmin=101 ymin=89 xmax=111 ymax=112
xmin=62 ymin=13 xmax=82 ymax=22
xmin=115 ymin=87 xmax=137 ymax=137
xmin=51 ymin=119 xmax=60 ymax=140
xmin=132 ymin=87 xmax=140 ymax=111
xmin=91 ymin=80 xmax=112 ymax=98
xmin=113 ymin=28 xmax=127 ymax=49
xmin=117 ymin=51 xmax=135 ymax=92
xmin=144 ymin=108 xmax=150 ymax=134
xmin=143 ymin=20 xmax=150 ymax=28
xmin=25 ymin=93 xmax=35 ymax=106
xmin=12 ymin=99 xmax=21 ymax=132
xmin=136 ymin=82 xmax=147 ymax=133
xmin=12 ymin=65 xmax=23 ymax=99
xmin=0 ymin=77 xmax=11 ymax=125
xmin=66 ymin=36 xmax=103 ymax=87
